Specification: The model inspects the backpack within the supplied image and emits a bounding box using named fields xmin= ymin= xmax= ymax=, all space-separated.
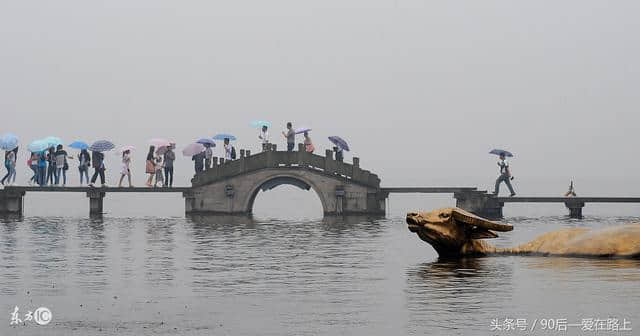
xmin=231 ymin=146 xmax=237 ymax=160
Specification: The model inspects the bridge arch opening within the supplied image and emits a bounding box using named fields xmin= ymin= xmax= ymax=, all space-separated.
xmin=248 ymin=176 xmax=325 ymax=220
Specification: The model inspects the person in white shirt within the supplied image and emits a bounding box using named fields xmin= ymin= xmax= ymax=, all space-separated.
xmin=259 ymin=125 xmax=269 ymax=151
xmin=224 ymin=138 xmax=233 ymax=161
xmin=493 ymin=153 xmax=516 ymax=196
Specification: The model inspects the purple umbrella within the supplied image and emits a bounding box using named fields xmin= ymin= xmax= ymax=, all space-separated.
xmin=328 ymin=136 xmax=350 ymax=151
xmin=295 ymin=127 xmax=312 ymax=135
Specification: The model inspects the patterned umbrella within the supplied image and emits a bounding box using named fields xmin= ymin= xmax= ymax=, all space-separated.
xmin=69 ymin=141 xmax=89 ymax=150
xmin=328 ymin=136 xmax=350 ymax=151
xmin=28 ymin=140 xmax=49 ymax=153
xmin=89 ymin=140 xmax=115 ymax=152
xmin=182 ymin=143 xmax=206 ymax=157
xmin=196 ymin=138 xmax=216 ymax=146
xmin=213 ymin=134 xmax=237 ymax=141
xmin=0 ymin=133 xmax=19 ymax=151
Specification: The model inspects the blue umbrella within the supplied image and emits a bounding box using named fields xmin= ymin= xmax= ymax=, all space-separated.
xmin=69 ymin=141 xmax=89 ymax=150
xmin=28 ymin=140 xmax=49 ymax=153
xmin=213 ymin=133 xmax=237 ymax=141
xmin=328 ymin=136 xmax=350 ymax=151
xmin=89 ymin=140 xmax=115 ymax=152
xmin=196 ymin=138 xmax=216 ymax=146
xmin=43 ymin=136 xmax=63 ymax=148
xmin=250 ymin=120 xmax=272 ymax=128
xmin=0 ymin=133 xmax=19 ymax=151
xmin=489 ymin=149 xmax=514 ymax=157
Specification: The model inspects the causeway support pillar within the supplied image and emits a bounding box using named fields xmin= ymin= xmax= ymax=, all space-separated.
xmin=565 ymin=201 xmax=584 ymax=219
xmin=0 ymin=190 xmax=25 ymax=216
xmin=455 ymin=191 xmax=504 ymax=220
xmin=87 ymin=190 xmax=105 ymax=215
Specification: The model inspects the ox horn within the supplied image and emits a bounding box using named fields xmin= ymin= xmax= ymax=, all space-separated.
xmin=452 ymin=208 xmax=513 ymax=232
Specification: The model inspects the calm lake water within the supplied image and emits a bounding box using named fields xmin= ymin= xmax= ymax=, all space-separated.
xmin=1 ymin=190 xmax=639 ymax=335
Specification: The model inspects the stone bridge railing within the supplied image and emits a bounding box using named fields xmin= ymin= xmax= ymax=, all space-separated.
xmin=191 ymin=143 xmax=381 ymax=189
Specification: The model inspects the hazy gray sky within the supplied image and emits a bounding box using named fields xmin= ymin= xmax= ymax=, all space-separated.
xmin=2 ymin=1 xmax=639 ymax=194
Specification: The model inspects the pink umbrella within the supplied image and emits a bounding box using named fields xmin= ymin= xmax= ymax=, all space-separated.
xmin=149 ymin=138 xmax=171 ymax=148
xmin=119 ymin=145 xmax=136 ymax=153
xmin=182 ymin=143 xmax=206 ymax=157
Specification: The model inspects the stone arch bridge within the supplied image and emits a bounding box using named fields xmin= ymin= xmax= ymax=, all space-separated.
xmin=185 ymin=144 xmax=385 ymax=215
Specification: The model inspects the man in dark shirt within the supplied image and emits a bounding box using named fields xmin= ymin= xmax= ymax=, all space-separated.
xmin=89 ymin=151 xmax=106 ymax=187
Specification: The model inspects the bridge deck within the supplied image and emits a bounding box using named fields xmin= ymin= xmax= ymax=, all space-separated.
xmin=495 ymin=197 xmax=640 ymax=203
xmin=3 ymin=186 xmax=192 ymax=193
xmin=381 ymin=187 xmax=478 ymax=193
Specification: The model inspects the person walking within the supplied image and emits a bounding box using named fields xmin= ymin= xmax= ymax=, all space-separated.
xmin=54 ymin=144 xmax=71 ymax=186
xmin=282 ymin=122 xmax=295 ymax=151
xmin=28 ymin=152 xmax=38 ymax=186
xmin=163 ymin=145 xmax=175 ymax=188
xmin=145 ymin=146 xmax=156 ymax=187
xmin=46 ymin=147 xmax=56 ymax=186
xmin=303 ymin=131 xmax=314 ymax=153
xmin=88 ymin=150 xmax=106 ymax=187
xmin=259 ymin=125 xmax=269 ymax=151
xmin=78 ymin=149 xmax=91 ymax=185
xmin=1 ymin=149 xmax=16 ymax=186
xmin=118 ymin=149 xmax=133 ymax=188
xmin=493 ymin=153 xmax=516 ymax=197
xmin=37 ymin=151 xmax=47 ymax=186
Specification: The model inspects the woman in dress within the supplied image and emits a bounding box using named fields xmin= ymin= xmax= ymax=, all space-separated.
xmin=145 ymin=146 xmax=156 ymax=187
xmin=118 ymin=149 xmax=133 ymax=187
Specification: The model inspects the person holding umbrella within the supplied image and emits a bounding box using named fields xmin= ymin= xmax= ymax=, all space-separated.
xmin=163 ymin=144 xmax=176 ymax=188
xmin=28 ymin=152 xmax=39 ymax=186
xmin=88 ymin=140 xmax=114 ymax=188
xmin=282 ymin=122 xmax=296 ymax=152
xmin=89 ymin=150 xmax=106 ymax=187
xmin=1 ymin=148 xmax=17 ymax=186
xmin=492 ymin=150 xmax=516 ymax=197
xmin=303 ymin=131 xmax=314 ymax=153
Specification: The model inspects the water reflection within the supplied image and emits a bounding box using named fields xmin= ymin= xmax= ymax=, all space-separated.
xmin=75 ymin=217 xmax=108 ymax=293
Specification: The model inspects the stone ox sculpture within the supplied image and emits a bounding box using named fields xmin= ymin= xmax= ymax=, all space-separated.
xmin=406 ymin=208 xmax=640 ymax=259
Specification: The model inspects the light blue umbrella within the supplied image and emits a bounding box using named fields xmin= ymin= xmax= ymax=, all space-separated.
xmin=196 ymin=138 xmax=216 ymax=146
xmin=69 ymin=141 xmax=89 ymax=150
xmin=89 ymin=140 xmax=115 ymax=152
xmin=43 ymin=136 xmax=63 ymax=148
xmin=0 ymin=133 xmax=19 ymax=151
xmin=328 ymin=136 xmax=350 ymax=151
xmin=213 ymin=133 xmax=237 ymax=141
xmin=250 ymin=120 xmax=272 ymax=128
xmin=28 ymin=140 xmax=49 ymax=153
